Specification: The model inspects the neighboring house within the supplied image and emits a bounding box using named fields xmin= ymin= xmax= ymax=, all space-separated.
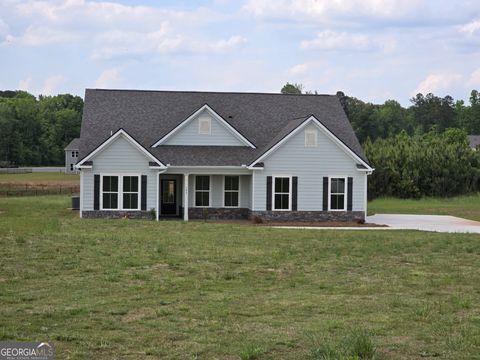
xmin=65 ymin=138 xmax=80 ymax=173
xmin=468 ymin=135 xmax=480 ymax=150
xmin=75 ymin=89 xmax=373 ymax=222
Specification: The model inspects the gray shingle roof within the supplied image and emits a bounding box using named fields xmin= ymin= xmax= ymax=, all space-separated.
xmin=468 ymin=135 xmax=480 ymax=149
xmin=79 ymin=89 xmax=368 ymax=166
xmin=65 ymin=138 xmax=80 ymax=150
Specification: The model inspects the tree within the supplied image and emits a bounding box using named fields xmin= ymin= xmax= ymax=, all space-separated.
xmin=281 ymin=83 xmax=303 ymax=94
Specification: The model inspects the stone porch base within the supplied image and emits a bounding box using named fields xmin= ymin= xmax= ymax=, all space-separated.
xmin=82 ymin=209 xmax=364 ymax=222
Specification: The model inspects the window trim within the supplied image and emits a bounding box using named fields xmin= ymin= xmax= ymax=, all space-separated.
xmin=328 ymin=176 xmax=347 ymax=211
xmin=222 ymin=175 xmax=241 ymax=208
xmin=100 ymin=173 xmax=141 ymax=211
xmin=198 ymin=116 xmax=211 ymax=135
xmin=305 ymin=128 xmax=318 ymax=147
xmin=272 ymin=175 xmax=292 ymax=211
xmin=193 ymin=175 xmax=212 ymax=208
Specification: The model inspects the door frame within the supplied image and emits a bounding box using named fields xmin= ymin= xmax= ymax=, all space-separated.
xmin=160 ymin=177 xmax=180 ymax=217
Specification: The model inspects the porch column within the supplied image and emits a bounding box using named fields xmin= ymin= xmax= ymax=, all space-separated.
xmin=184 ymin=173 xmax=189 ymax=221
xmin=156 ymin=172 xmax=160 ymax=221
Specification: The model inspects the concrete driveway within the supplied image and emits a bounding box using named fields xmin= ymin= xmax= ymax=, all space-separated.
xmin=367 ymin=214 xmax=480 ymax=234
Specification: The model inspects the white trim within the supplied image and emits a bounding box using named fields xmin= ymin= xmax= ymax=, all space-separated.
xmin=100 ymin=173 xmax=141 ymax=211
xmin=156 ymin=172 xmax=160 ymax=221
xmin=152 ymin=104 xmax=256 ymax=148
xmin=251 ymin=171 xmax=255 ymax=210
xmin=248 ymin=116 xmax=373 ymax=171
xmin=364 ymin=172 xmax=368 ymax=218
xmin=193 ymin=175 xmax=212 ymax=208
xmin=77 ymin=129 xmax=166 ymax=168
xmin=304 ymin=128 xmax=318 ymax=147
xmin=167 ymin=166 xmax=246 ymax=169
xmin=79 ymin=171 xmax=84 ymax=218
xmin=184 ymin=174 xmax=189 ymax=221
xmin=222 ymin=175 xmax=241 ymax=208
xmin=272 ymin=175 xmax=292 ymax=211
xmin=328 ymin=176 xmax=347 ymax=212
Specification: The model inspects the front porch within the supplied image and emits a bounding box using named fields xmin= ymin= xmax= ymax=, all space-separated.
xmin=156 ymin=173 xmax=252 ymax=221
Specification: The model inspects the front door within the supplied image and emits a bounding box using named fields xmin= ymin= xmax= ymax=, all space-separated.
xmin=161 ymin=179 xmax=177 ymax=216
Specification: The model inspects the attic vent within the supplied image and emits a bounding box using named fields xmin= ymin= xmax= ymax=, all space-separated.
xmin=305 ymin=129 xmax=318 ymax=147
xmin=198 ymin=116 xmax=211 ymax=135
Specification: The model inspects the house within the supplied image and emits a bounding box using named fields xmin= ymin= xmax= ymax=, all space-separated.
xmin=65 ymin=138 xmax=80 ymax=173
xmin=75 ymin=89 xmax=373 ymax=222
xmin=468 ymin=135 xmax=480 ymax=151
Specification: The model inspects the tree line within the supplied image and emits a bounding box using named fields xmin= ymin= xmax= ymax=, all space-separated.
xmin=0 ymin=91 xmax=83 ymax=166
xmin=282 ymin=83 xmax=480 ymax=198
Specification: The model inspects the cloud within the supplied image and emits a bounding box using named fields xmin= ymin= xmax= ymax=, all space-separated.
xmin=288 ymin=63 xmax=309 ymax=76
xmin=18 ymin=77 xmax=32 ymax=91
xmin=95 ymin=68 xmax=121 ymax=88
xmin=468 ymin=68 xmax=480 ymax=87
xmin=458 ymin=19 xmax=480 ymax=36
xmin=301 ymin=30 xmax=372 ymax=51
xmin=209 ymin=35 xmax=247 ymax=52
xmin=244 ymin=0 xmax=420 ymax=22
xmin=413 ymin=73 xmax=462 ymax=95
xmin=40 ymin=74 xmax=66 ymax=95
xmin=9 ymin=25 xmax=80 ymax=46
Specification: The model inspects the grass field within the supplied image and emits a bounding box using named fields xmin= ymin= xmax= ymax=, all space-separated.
xmin=0 ymin=173 xmax=79 ymax=196
xmin=0 ymin=196 xmax=479 ymax=359
xmin=369 ymin=194 xmax=480 ymax=222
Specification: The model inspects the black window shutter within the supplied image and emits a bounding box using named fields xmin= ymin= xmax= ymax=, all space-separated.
xmin=347 ymin=177 xmax=353 ymax=211
xmin=141 ymin=175 xmax=147 ymax=211
xmin=94 ymin=174 xmax=100 ymax=210
xmin=266 ymin=176 xmax=272 ymax=211
xmin=322 ymin=177 xmax=328 ymax=211
xmin=292 ymin=176 xmax=298 ymax=211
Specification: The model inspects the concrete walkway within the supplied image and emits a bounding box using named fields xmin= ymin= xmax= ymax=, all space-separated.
xmin=367 ymin=214 xmax=480 ymax=234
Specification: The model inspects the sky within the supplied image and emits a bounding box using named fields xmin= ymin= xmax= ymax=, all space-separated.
xmin=1 ymin=0 xmax=480 ymax=105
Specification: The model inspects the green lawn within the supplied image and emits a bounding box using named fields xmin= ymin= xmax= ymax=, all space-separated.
xmin=1 ymin=196 xmax=479 ymax=359
xmin=369 ymin=193 xmax=480 ymax=221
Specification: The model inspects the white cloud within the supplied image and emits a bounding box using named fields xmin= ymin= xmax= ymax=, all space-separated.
xmin=244 ymin=0 xmax=419 ymax=21
xmin=18 ymin=77 xmax=32 ymax=91
xmin=301 ymin=30 xmax=372 ymax=51
xmin=288 ymin=63 xmax=309 ymax=76
xmin=40 ymin=74 xmax=66 ymax=95
xmin=95 ymin=68 xmax=121 ymax=88
xmin=413 ymin=73 xmax=462 ymax=95
xmin=458 ymin=19 xmax=480 ymax=36
xmin=10 ymin=25 xmax=80 ymax=46
xmin=209 ymin=35 xmax=247 ymax=52
xmin=468 ymin=68 xmax=480 ymax=86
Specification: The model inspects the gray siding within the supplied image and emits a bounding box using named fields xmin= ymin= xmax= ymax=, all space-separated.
xmin=253 ymin=124 xmax=366 ymax=212
xmin=81 ymin=135 xmax=158 ymax=211
xmin=163 ymin=110 xmax=245 ymax=146
xmin=65 ymin=150 xmax=78 ymax=173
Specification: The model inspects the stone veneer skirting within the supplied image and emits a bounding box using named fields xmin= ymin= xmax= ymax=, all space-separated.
xmin=82 ymin=210 xmax=153 ymax=220
xmin=188 ymin=207 xmax=250 ymax=220
xmin=82 ymin=209 xmax=364 ymax=222
xmin=250 ymin=210 xmax=365 ymax=222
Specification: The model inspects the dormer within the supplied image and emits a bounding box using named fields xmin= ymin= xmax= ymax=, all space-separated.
xmin=152 ymin=104 xmax=255 ymax=148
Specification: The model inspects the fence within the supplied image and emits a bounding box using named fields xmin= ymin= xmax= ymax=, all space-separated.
xmin=0 ymin=184 xmax=79 ymax=197
xmin=0 ymin=167 xmax=65 ymax=174
xmin=0 ymin=168 xmax=32 ymax=174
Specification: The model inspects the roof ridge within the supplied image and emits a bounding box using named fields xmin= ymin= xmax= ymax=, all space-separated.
xmin=87 ymin=88 xmax=336 ymax=97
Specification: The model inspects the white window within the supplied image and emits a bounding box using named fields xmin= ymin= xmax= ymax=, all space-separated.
xmin=198 ymin=117 xmax=211 ymax=135
xmin=273 ymin=176 xmax=291 ymax=211
xmin=70 ymin=164 xmax=74 ymax=171
xmin=122 ymin=176 xmax=139 ymax=210
xmin=102 ymin=176 xmax=119 ymax=209
xmin=195 ymin=176 xmax=210 ymax=207
xmin=101 ymin=175 xmax=140 ymax=210
xmin=71 ymin=151 xmax=75 ymax=158
xmin=305 ymin=129 xmax=317 ymax=147
xmin=75 ymin=151 xmax=79 ymax=157
xmin=329 ymin=177 xmax=347 ymax=211
xmin=224 ymin=176 xmax=239 ymax=207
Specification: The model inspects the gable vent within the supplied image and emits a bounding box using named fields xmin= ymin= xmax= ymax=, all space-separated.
xmin=198 ymin=116 xmax=211 ymax=135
